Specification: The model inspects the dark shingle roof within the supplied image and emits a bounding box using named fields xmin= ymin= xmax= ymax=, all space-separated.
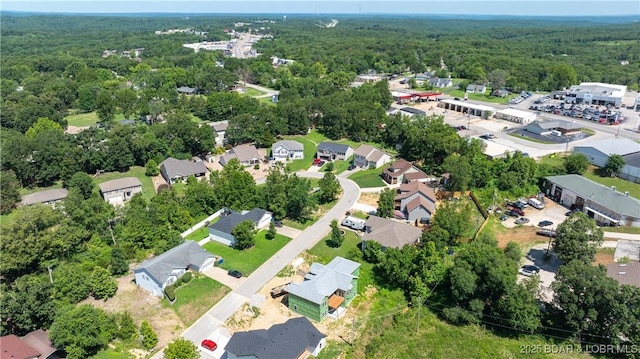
xmin=317 ymin=142 xmax=351 ymax=154
xmin=209 ymin=208 xmax=268 ymax=235
xmin=159 ymin=157 xmax=208 ymax=180
xmin=134 ymin=241 xmax=213 ymax=286
xmin=225 ymin=317 xmax=326 ymax=359
xmin=400 ymin=107 xmax=426 ymax=115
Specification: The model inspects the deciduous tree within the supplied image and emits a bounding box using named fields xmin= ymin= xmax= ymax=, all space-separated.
xmin=318 ymin=170 xmax=340 ymax=204
xmin=603 ymin=154 xmax=625 ymax=178
xmin=164 ymin=337 xmax=200 ymax=359
xmin=232 ymin=220 xmax=256 ymax=249
xmin=377 ymin=188 xmax=395 ymax=218
xmin=553 ymin=212 xmax=603 ymax=263
xmin=90 ymin=266 xmax=118 ymax=300
xmin=563 ymin=153 xmax=590 ymax=175
xmin=49 ymin=304 xmax=117 ymax=359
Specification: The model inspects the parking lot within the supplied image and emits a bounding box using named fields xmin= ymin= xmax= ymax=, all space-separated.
xmin=500 ymin=197 xmax=568 ymax=231
xmin=519 ymin=243 xmax=563 ymax=302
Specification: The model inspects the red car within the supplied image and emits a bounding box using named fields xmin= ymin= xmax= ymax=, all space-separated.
xmin=313 ymin=158 xmax=322 ymax=165
xmin=201 ymin=339 xmax=217 ymax=351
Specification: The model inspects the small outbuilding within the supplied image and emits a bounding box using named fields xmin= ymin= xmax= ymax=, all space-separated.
xmin=495 ymin=108 xmax=537 ymax=124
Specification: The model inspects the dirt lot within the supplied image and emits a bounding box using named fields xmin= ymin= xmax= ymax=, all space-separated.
xmin=357 ymin=192 xmax=380 ymax=207
xmin=594 ymin=248 xmax=616 ymax=265
xmin=81 ymin=271 xmax=184 ymax=351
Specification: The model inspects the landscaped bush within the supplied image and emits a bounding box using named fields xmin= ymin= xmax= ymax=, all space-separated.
xmin=165 ymin=285 xmax=176 ymax=301
xmin=182 ymin=272 xmax=192 ymax=283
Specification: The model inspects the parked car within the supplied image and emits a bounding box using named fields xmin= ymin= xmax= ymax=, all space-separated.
xmin=273 ymin=220 xmax=283 ymax=228
xmin=515 ymin=217 xmax=530 ymax=225
xmin=519 ymin=265 xmax=540 ymax=276
xmin=508 ymin=201 xmax=525 ymax=210
xmin=500 ymin=214 xmax=509 ymax=221
xmin=565 ymin=209 xmax=580 ymax=216
xmin=505 ymin=210 xmax=519 ymax=217
xmin=201 ymin=339 xmax=218 ymax=351
xmin=536 ymin=229 xmax=556 ymax=237
xmin=227 ymin=270 xmax=243 ymax=278
xmin=538 ymin=220 xmax=553 ymax=227
xmin=313 ymin=158 xmax=322 ymax=165
xmin=348 ymin=163 xmax=357 ymax=170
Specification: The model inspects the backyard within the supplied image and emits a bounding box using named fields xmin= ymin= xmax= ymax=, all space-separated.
xmin=583 ymin=166 xmax=640 ymax=199
xmin=202 ymin=231 xmax=292 ymax=275
xmin=446 ymin=89 xmax=516 ymax=105
xmin=93 ymin=166 xmax=155 ymax=201
xmin=64 ymin=111 xmax=125 ymax=127
xmin=348 ymin=166 xmax=387 ymax=188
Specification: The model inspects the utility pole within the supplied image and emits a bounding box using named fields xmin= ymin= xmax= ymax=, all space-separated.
xmin=47 ymin=266 xmax=53 ymax=284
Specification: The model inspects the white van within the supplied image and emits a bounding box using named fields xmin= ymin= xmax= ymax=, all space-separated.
xmin=341 ymin=216 xmax=366 ymax=231
xmin=528 ymin=198 xmax=544 ymax=210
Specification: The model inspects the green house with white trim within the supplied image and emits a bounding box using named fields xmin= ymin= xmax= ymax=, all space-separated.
xmin=287 ymin=257 xmax=360 ymax=322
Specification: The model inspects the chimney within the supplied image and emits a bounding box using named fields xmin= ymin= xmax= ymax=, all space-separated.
xmin=625 ymin=191 xmax=630 ymax=197
xmin=611 ymin=186 xmax=616 ymax=191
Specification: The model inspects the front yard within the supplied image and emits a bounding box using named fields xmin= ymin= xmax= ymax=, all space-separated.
xmin=285 ymin=138 xmax=317 ymax=172
xmin=348 ymin=166 xmax=387 ymax=188
xmin=202 ymin=230 xmax=292 ymax=275
xmin=167 ymin=275 xmax=231 ymax=326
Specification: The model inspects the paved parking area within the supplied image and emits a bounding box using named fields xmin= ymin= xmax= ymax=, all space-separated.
xmin=500 ymin=198 xmax=568 ymax=230
xmin=520 ymin=243 xmax=563 ymax=302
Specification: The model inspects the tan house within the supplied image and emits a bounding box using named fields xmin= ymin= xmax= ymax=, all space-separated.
xmin=353 ymin=145 xmax=391 ymax=169
xmin=220 ymin=144 xmax=262 ymax=166
xmin=395 ymin=182 xmax=437 ymax=223
xmin=382 ymin=158 xmax=429 ymax=184
xmin=98 ymin=177 xmax=143 ymax=205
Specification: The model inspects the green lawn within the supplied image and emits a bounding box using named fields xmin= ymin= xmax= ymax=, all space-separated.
xmin=242 ymin=87 xmax=267 ymax=97
xmin=168 ymin=276 xmax=230 ymax=326
xmin=538 ymin=153 xmax=566 ymax=168
xmin=281 ymin=218 xmax=315 ymax=230
xmin=304 ymin=130 xmax=329 ymax=145
xmin=321 ymin=156 xmax=352 ymax=174
xmin=285 ymin=138 xmax=316 ymax=172
xmin=183 ymin=218 xmax=220 ymax=241
xmin=65 ymin=111 xmax=125 ymax=127
xmin=90 ymin=350 xmax=132 ymax=359
xmin=189 ymin=113 xmax=205 ymax=123
xmin=509 ymin=132 xmax=555 ymax=144
xmin=348 ymin=166 xmax=387 ymax=188
xmin=94 ymin=166 xmax=156 ymax=201
xmin=170 ymin=182 xmax=186 ymax=195
xmin=583 ymin=167 xmax=640 ymax=199
xmin=603 ymin=226 xmax=640 ymax=235
xmin=202 ymin=230 xmax=291 ymax=275
xmin=446 ymin=89 xmax=514 ymax=105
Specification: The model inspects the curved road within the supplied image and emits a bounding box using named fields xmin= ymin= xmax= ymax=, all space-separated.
xmin=153 ymin=173 xmax=360 ymax=357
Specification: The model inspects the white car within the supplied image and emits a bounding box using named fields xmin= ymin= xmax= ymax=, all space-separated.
xmin=519 ymin=265 xmax=540 ymax=276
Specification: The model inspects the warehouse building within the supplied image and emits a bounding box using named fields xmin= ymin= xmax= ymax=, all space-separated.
xmin=438 ymin=99 xmax=496 ymax=117
xmin=574 ymin=138 xmax=640 ymax=183
xmin=494 ymin=108 xmax=537 ymax=124
xmin=565 ymin=82 xmax=627 ymax=107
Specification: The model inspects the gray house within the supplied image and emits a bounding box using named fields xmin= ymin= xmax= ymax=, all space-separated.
xmin=271 ymin=140 xmax=304 ymax=161
xmin=395 ymin=181 xmax=437 ymax=223
xmin=316 ymin=142 xmax=353 ymax=162
xmin=208 ymin=208 xmax=272 ymax=246
xmin=21 ymin=188 xmax=68 ymax=206
xmin=224 ymin=317 xmax=326 ymax=359
xmin=574 ymin=138 xmax=640 ymax=183
xmin=159 ymin=157 xmax=209 ymax=184
xmin=134 ymin=241 xmax=215 ymax=297
xmin=220 ymin=144 xmax=262 ymax=167
xmin=362 ymin=215 xmax=423 ymax=249
xmin=98 ymin=177 xmax=143 ymax=205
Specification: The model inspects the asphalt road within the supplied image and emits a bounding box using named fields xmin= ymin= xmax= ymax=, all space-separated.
xmin=153 ymin=172 xmax=360 ymax=357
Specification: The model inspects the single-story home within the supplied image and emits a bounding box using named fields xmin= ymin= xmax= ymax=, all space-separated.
xmin=211 ymin=121 xmax=228 ymax=146
xmin=400 ymin=107 xmax=426 ymax=117
xmin=177 ymin=86 xmax=198 ymax=95
xmin=220 ymin=144 xmax=262 ymax=167
xmin=494 ymin=108 xmax=537 ymax=124
xmin=353 ymin=144 xmax=391 ymax=169
xmin=362 ymin=215 xmax=423 ymax=248
xmin=271 ymin=140 xmax=304 ymax=161
xmin=395 ymin=181 xmax=437 ymax=223
xmin=98 ymin=177 xmax=143 ymax=205
xmin=316 ymin=142 xmax=354 ymax=162
xmin=287 ymin=256 xmax=360 ymax=322
xmin=428 ymin=77 xmax=453 ymax=88
xmin=0 ymin=330 xmax=59 ymax=359
xmin=606 ymin=261 xmax=640 ymax=287
xmin=224 ymin=317 xmax=326 ymax=359
xmin=382 ymin=158 xmax=429 ymax=184
xmin=526 ymin=120 xmax=583 ymax=136
xmin=493 ymin=88 xmax=509 ymax=97
xmin=21 ymin=188 xmax=68 ymax=207
xmin=159 ymin=157 xmax=209 ymax=184
xmin=134 ymin=240 xmax=216 ymax=297
xmin=466 ymin=84 xmax=487 ymax=94
xmin=574 ymin=138 xmax=640 ymax=183
xmin=544 ymin=174 xmax=640 ymax=227
xmin=208 ymin=208 xmax=272 ymax=246
xmin=415 ymin=71 xmax=435 ymax=81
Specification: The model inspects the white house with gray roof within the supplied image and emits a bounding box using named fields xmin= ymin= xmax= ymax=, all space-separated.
xmin=574 ymin=138 xmax=640 ymax=183
xmin=159 ymin=157 xmax=209 ymax=184
xmin=134 ymin=240 xmax=215 ymax=297
xmin=208 ymin=208 xmax=272 ymax=246
xmin=21 ymin=188 xmax=68 ymax=207
xmin=219 ymin=144 xmax=262 ymax=167
xmin=224 ymin=317 xmax=326 ymax=359
xmin=316 ymin=142 xmax=353 ymax=162
xmin=544 ymin=174 xmax=640 ymax=227
xmin=98 ymin=177 xmax=142 ymax=205
xmin=271 ymin=140 xmax=304 ymax=161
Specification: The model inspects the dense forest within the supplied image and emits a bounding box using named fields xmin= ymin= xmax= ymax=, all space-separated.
xmin=1 ymin=13 xmax=639 ymax=358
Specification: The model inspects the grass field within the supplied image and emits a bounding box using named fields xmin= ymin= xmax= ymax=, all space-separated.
xmin=242 ymin=87 xmax=267 ymax=97
xmin=285 ymin=138 xmax=316 ymax=172
xmin=509 ymin=132 xmax=555 ymax=144
xmin=321 ymin=156 xmax=353 ymax=174
xmin=603 ymin=226 xmax=640 ymax=235
xmin=304 ymin=130 xmax=329 ymax=144
xmin=90 ymin=350 xmax=132 ymax=359
xmin=168 ymin=276 xmax=230 ymax=326
xmin=348 ymin=166 xmax=386 ymax=188
xmin=65 ymin=111 xmax=125 ymax=127
xmin=446 ymin=89 xmax=515 ymax=105
xmin=202 ymin=230 xmax=291 ymax=275
xmin=94 ymin=166 xmax=155 ymax=201
xmin=583 ymin=166 xmax=640 ymax=199
xmin=183 ymin=217 xmax=220 ymax=241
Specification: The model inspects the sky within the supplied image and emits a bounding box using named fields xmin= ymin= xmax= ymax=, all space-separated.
xmin=1 ymin=0 xmax=639 ymax=16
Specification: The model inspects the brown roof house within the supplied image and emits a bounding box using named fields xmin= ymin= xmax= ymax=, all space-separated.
xmin=353 ymin=144 xmax=391 ymax=169
xmin=160 ymin=157 xmax=209 ymax=184
xmin=0 ymin=330 xmax=59 ymax=359
xmin=20 ymin=188 xmax=68 ymax=207
xmin=382 ymin=158 xmax=429 ymax=184
xmin=362 ymin=215 xmax=423 ymax=249
xmin=395 ymin=182 xmax=437 ymax=223
xmin=219 ymin=144 xmax=262 ymax=167
xmin=98 ymin=177 xmax=142 ymax=205
xmin=606 ymin=261 xmax=640 ymax=287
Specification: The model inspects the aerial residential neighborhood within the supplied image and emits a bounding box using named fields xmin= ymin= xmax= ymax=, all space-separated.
xmin=1 ymin=6 xmax=639 ymax=359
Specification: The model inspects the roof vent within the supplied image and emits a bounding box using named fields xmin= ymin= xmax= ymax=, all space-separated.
xmin=619 ymin=264 xmax=627 ymax=267
xmin=618 ymin=272 xmax=627 ymax=275
xmin=625 ymin=191 xmax=630 ymax=196
xmin=611 ymin=186 xmax=616 ymax=191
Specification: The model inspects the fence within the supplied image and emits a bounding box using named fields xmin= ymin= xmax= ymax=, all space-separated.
xmin=180 ymin=209 xmax=223 ymax=239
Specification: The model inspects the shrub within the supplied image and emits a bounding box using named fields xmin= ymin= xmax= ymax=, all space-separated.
xmin=182 ymin=272 xmax=192 ymax=283
xmin=253 ymin=163 xmax=260 ymax=170
xmin=165 ymin=285 xmax=176 ymax=301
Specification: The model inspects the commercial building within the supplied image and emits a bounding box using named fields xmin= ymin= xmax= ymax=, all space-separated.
xmin=544 ymin=174 xmax=640 ymax=227
xmin=565 ymin=82 xmax=627 ymax=107
xmin=574 ymin=138 xmax=640 ymax=183
xmin=525 ymin=120 xmax=583 ymax=136
xmin=438 ymin=99 xmax=496 ymax=117
xmin=495 ymin=108 xmax=537 ymax=124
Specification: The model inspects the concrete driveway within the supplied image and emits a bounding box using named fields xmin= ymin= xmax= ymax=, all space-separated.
xmin=520 ymin=243 xmax=563 ymax=302
xmin=202 ymin=266 xmax=247 ymax=290
xmin=276 ymin=225 xmax=302 ymax=238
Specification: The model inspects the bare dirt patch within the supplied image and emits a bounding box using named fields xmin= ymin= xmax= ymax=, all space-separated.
xmin=593 ymin=248 xmax=616 ymax=266
xmin=151 ymin=175 xmax=166 ymax=193
xmin=494 ymin=225 xmax=547 ymax=249
xmin=81 ymin=271 xmax=184 ymax=349
xmin=357 ymin=192 xmax=380 ymax=207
